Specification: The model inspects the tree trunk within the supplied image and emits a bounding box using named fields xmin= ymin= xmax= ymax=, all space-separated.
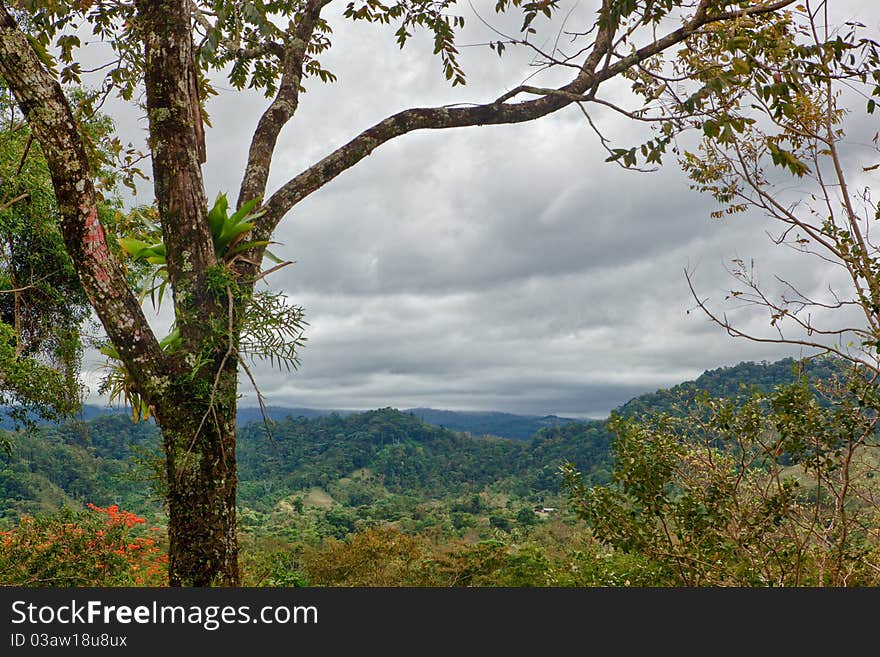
xmin=156 ymin=367 xmax=240 ymax=586
xmin=133 ymin=0 xmax=242 ymax=586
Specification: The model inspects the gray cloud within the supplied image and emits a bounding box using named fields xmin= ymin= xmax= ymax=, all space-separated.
xmin=80 ymin=1 xmax=878 ymax=418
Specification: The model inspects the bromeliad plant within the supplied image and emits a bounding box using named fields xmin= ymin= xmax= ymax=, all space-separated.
xmin=100 ymin=193 xmax=306 ymax=421
xmin=117 ymin=193 xmax=278 ymax=309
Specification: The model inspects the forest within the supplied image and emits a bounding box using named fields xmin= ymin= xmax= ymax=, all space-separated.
xmin=2 ymin=1 xmax=880 ymax=587
xmin=6 ymin=355 xmax=879 ymax=586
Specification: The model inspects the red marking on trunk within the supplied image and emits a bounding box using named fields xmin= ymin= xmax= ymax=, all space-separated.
xmin=81 ymin=203 xmax=112 ymax=285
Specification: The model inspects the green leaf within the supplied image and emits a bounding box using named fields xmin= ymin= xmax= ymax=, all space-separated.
xmin=208 ymin=193 xmax=229 ymax=240
xmin=732 ymin=58 xmax=751 ymax=75
xmin=158 ymin=327 xmax=181 ymax=352
xmin=726 ymin=36 xmax=751 ymax=52
xmin=26 ymin=34 xmax=58 ymax=72
xmin=225 ymin=239 xmax=270 ymax=258
xmin=217 ymin=220 xmax=255 ymax=252
xmin=117 ymin=237 xmax=152 ymax=258
xmin=264 ymin=249 xmax=284 ymax=264
xmin=703 ymin=120 xmax=720 ymax=139
xmin=228 ymin=197 xmax=262 ymax=225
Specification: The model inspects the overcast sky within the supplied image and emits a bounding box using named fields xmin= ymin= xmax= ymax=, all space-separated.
xmin=78 ymin=0 xmax=880 ymax=418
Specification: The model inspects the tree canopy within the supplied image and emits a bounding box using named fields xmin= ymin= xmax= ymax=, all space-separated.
xmin=0 ymin=83 xmax=116 ymax=427
xmin=3 ymin=0 xmax=859 ymax=585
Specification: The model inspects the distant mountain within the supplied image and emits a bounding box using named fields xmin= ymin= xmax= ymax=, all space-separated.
xmin=0 ymin=407 xmax=613 ymax=521
xmin=237 ymin=408 xmax=610 ymax=504
xmin=614 ymin=356 xmax=845 ymax=419
xmin=2 ymin=402 xmax=584 ymax=442
xmin=1 ymin=403 xmax=133 ymax=430
xmin=1 ymin=404 xmax=342 ymax=431
xmin=234 ymin=406 xmax=584 ymax=441
xmin=0 ymin=354 xmax=856 ymax=525
xmin=405 ymin=408 xmax=582 ymax=441
xmin=3 ymin=356 xmax=845 ymax=436
xmin=235 ymin=406 xmax=352 ymax=425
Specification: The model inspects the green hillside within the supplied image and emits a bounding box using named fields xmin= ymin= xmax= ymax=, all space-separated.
xmin=0 ymin=407 xmax=612 ymax=530
xmin=405 ymin=408 xmax=581 ymax=440
xmin=0 ymin=356 xmax=836 ymax=534
xmin=614 ymin=356 xmax=845 ymax=419
xmin=5 ymin=354 xmax=874 ymax=588
xmin=0 ymin=416 xmax=162 ymax=522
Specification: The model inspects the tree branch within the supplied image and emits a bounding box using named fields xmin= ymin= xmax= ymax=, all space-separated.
xmin=263 ymin=0 xmax=796 ymax=230
xmin=685 ymin=267 xmax=879 ymax=375
xmin=0 ymin=2 xmax=167 ymax=398
xmin=136 ymin=0 xmax=218 ymax=350
xmin=239 ymin=0 xmax=331 ymax=212
xmin=0 ymin=192 xmax=27 ymax=212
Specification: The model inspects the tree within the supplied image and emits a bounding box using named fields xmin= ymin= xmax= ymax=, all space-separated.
xmin=563 ymin=0 xmax=880 ymax=586
xmin=680 ymin=1 xmax=880 ymax=373
xmin=676 ymin=3 xmax=880 ymax=580
xmin=563 ymin=379 xmax=880 ymax=586
xmin=0 ymin=504 xmax=167 ymax=586
xmin=0 ymin=0 xmax=809 ymax=585
xmin=0 ymin=80 xmax=90 ymax=427
xmin=2 ymin=75 xmax=150 ymax=431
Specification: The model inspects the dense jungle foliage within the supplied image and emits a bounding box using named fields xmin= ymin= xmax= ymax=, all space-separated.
xmin=8 ymin=356 xmax=876 ymax=587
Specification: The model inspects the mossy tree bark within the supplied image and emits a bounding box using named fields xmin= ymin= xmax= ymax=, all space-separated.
xmin=1 ymin=1 xmax=244 ymax=585
xmin=156 ymin=370 xmax=239 ymax=586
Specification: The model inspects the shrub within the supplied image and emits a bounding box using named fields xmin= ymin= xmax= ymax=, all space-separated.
xmin=0 ymin=504 xmax=167 ymax=586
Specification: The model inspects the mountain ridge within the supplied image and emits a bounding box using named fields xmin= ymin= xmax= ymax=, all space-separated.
xmin=3 ymin=355 xmax=838 ymax=440
xmin=4 ymin=403 xmax=585 ymax=442
xmin=0 ymin=355 xmax=836 ymax=524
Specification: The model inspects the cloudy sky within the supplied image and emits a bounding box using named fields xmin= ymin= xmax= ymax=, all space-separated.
xmin=78 ymin=0 xmax=879 ymax=418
